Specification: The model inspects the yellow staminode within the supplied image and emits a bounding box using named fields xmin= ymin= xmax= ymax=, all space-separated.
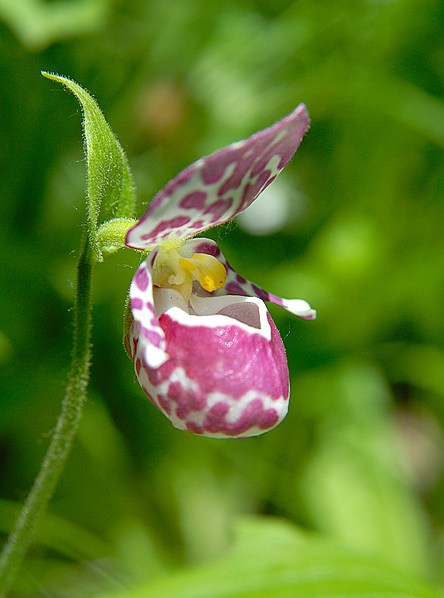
xmin=179 ymin=253 xmax=227 ymax=293
xmin=152 ymin=246 xmax=227 ymax=301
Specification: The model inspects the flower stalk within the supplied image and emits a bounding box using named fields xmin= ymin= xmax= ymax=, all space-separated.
xmin=0 ymin=236 xmax=94 ymax=596
xmin=0 ymin=72 xmax=135 ymax=596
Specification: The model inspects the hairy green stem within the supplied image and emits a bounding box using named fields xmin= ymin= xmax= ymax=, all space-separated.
xmin=0 ymin=236 xmax=94 ymax=597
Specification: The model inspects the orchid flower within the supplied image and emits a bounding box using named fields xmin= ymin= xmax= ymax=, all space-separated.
xmin=125 ymin=104 xmax=316 ymax=438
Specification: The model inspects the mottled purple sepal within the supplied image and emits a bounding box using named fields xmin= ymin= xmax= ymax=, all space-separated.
xmin=126 ymin=104 xmax=310 ymax=249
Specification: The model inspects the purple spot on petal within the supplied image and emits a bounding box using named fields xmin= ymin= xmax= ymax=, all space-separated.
xmin=131 ymin=297 xmax=143 ymax=310
xmin=264 ymin=292 xmax=284 ymax=306
xmin=135 ymin=268 xmax=149 ymax=292
xmin=252 ymin=285 xmax=269 ymax=302
xmin=224 ymin=398 xmax=263 ymax=436
xmin=204 ymin=401 xmax=229 ymax=433
xmin=258 ymin=408 xmax=279 ymax=429
xmin=190 ymin=219 xmax=205 ymax=229
xmin=167 ymin=381 xmax=207 ymax=420
xmin=263 ymin=174 xmax=277 ymax=189
xmin=179 ymin=190 xmax=207 ymax=210
xmin=141 ymin=328 xmax=162 ymax=347
xmin=201 ymin=146 xmax=243 ymax=185
xmin=193 ymin=242 xmax=220 ymax=257
xmin=216 ymin=146 xmax=264 ymax=197
xmin=141 ymin=215 xmax=191 ymax=239
xmin=225 ymin=282 xmax=248 ymax=296
xmin=240 ymin=170 xmax=271 ymax=210
xmin=204 ymin=198 xmax=233 ymax=220
xmin=186 ymin=420 xmax=204 ymax=434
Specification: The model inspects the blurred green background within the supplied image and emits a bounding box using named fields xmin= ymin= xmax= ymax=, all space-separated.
xmin=1 ymin=1 xmax=444 ymax=596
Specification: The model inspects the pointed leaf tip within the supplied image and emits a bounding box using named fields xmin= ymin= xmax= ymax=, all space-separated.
xmin=43 ymin=72 xmax=136 ymax=259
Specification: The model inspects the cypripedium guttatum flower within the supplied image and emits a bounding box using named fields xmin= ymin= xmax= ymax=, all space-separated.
xmin=126 ymin=105 xmax=316 ymax=438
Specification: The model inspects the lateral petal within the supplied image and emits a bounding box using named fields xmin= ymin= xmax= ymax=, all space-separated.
xmin=187 ymin=238 xmax=317 ymax=320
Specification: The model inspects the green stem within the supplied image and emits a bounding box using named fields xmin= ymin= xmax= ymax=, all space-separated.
xmin=0 ymin=236 xmax=95 ymax=597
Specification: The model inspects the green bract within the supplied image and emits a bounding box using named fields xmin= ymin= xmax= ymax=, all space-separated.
xmin=41 ymin=72 xmax=136 ymax=260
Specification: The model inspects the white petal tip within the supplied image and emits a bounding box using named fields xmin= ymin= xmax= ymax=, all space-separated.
xmin=144 ymin=346 xmax=169 ymax=368
xmin=284 ymin=299 xmax=317 ymax=320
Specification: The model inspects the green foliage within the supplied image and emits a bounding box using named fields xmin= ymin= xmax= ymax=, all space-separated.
xmin=0 ymin=0 xmax=109 ymax=50
xmin=299 ymin=362 xmax=431 ymax=576
xmin=99 ymin=518 xmax=440 ymax=598
xmin=1 ymin=1 xmax=444 ymax=596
